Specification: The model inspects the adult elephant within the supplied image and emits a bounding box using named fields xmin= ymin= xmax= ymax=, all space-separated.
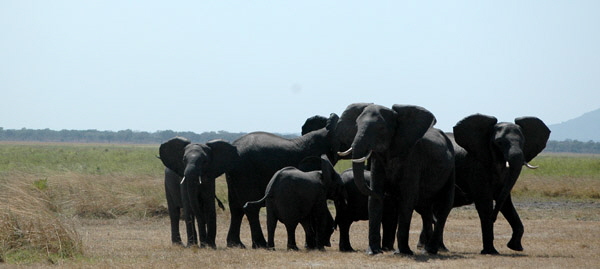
xmin=225 ymin=113 xmax=339 ymax=248
xmin=163 ymin=166 xmax=226 ymax=247
xmin=159 ymin=138 xmax=237 ymax=248
xmin=337 ymin=103 xmax=455 ymax=255
xmin=450 ymin=114 xmax=550 ymax=254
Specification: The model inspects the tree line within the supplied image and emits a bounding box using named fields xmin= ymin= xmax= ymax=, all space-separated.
xmin=0 ymin=127 xmax=294 ymax=144
xmin=0 ymin=127 xmax=598 ymax=154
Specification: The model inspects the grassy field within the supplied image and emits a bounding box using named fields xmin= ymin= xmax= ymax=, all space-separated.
xmin=0 ymin=142 xmax=599 ymax=268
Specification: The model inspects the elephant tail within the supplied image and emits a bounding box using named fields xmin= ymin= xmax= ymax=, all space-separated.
xmin=243 ymin=194 xmax=267 ymax=211
xmin=215 ymin=196 xmax=225 ymax=211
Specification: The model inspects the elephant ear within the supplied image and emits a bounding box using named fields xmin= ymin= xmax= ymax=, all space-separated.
xmin=325 ymin=113 xmax=339 ymax=132
xmin=301 ymin=115 xmax=328 ymax=135
xmin=320 ymin=154 xmax=336 ymax=186
xmin=335 ymin=103 xmax=372 ymax=149
xmin=159 ymin=137 xmax=191 ymax=177
xmin=205 ymin=139 xmax=238 ymax=179
xmin=515 ymin=117 xmax=551 ymax=162
xmin=391 ymin=104 xmax=436 ymax=156
xmin=453 ymin=114 xmax=498 ymax=162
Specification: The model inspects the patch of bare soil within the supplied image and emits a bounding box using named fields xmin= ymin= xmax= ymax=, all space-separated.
xmin=23 ymin=201 xmax=600 ymax=268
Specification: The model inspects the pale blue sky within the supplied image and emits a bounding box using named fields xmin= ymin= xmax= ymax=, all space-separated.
xmin=2 ymin=1 xmax=599 ymax=134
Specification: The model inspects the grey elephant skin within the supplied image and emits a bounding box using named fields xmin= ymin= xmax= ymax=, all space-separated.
xmin=224 ymin=113 xmax=339 ymax=248
xmin=338 ymin=103 xmax=455 ymax=255
xmin=163 ymin=167 xmax=197 ymax=246
xmin=243 ymin=155 xmax=340 ymax=250
xmin=163 ymin=167 xmax=225 ymax=247
xmin=449 ymin=114 xmax=550 ymax=254
xmin=334 ymin=169 xmax=400 ymax=252
xmin=159 ymin=137 xmax=237 ymax=248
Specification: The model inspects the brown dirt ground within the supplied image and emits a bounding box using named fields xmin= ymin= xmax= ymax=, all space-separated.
xmin=16 ymin=201 xmax=599 ymax=269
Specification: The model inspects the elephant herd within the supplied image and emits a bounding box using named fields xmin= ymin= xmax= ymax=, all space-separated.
xmin=158 ymin=103 xmax=551 ymax=256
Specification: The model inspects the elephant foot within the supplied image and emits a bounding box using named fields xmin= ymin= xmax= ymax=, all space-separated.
xmin=394 ymin=248 xmax=414 ymax=256
xmin=507 ymin=239 xmax=524 ymax=251
xmin=480 ymin=248 xmax=500 ymax=255
xmin=287 ymin=245 xmax=299 ymax=251
xmin=172 ymin=241 xmax=184 ymax=247
xmin=339 ymin=245 xmax=355 ymax=252
xmin=438 ymin=243 xmax=449 ymax=253
xmin=199 ymin=242 xmax=216 ymax=249
xmin=227 ymin=241 xmax=246 ymax=249
xmin=367 ymin=246 xmax=384 ymax=255
xmin=252 ymin=240 xmax=268 ymax=249
xmin=382 ymin=245 xmax=395 ymax=252
xmin=424 ymin=244 xmax=439 ymax=255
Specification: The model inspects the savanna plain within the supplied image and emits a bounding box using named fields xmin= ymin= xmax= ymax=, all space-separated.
xmin=1 ymin=142 xmax=599 ymax=268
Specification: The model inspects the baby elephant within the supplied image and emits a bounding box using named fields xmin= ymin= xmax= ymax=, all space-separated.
xmin=244 ymin=155 xmax=341 ymax=251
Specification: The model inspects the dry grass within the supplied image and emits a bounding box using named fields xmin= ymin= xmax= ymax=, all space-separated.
xmin=0 ymin=177 xmax=82 ymax=264
xmin=1 ymin=144 xmax=599 ymax=267
xmin=38 ymin=204 xmax=600 ymax=268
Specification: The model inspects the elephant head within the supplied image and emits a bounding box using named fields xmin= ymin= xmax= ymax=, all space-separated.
xmin=335 ymin=103 xmax=435 ymax=199
xmin=453 ymin=114 xmax=550 ymax=221
xmin=159 ymin=137 xmax=238 ymax=183
xmin=159 ymin=136 xmax=238 ymax=247
xmin=301 ymin=115 xmax=329 ymax=135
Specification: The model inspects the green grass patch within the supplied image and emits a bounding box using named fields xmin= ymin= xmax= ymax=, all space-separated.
xmin=0 ymin=143 xmax=163 ymax=176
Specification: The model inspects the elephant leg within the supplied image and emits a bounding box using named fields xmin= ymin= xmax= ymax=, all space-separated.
xmin=394 ymin=173 xmax=419 ymax=256
xmin=501 ymin=195 xmax=524 ymax=251
xmin=195 ymin=199 xmax=208 ymax=248
xmin=395 ymin=206 xmax=415 ymax=255
xmin=475 ymin=199 xmax=498 ymax=254
xmin=381 ymin=196 xmax=398 ymax=252
xmin=417 ymin=209 xmax=433 ymax=250
xmin=425 ymin=178 xmax=455 ymax=254
xmin=315 ymin=203 xmax=329 ymax=250
xmin=184 ymin=209 xmax=198 ymax=247
xmin=245 ymin=205 xmax=267 ymax=249
xmin=337 ymin=220 xmax=354 ymax=252
xmin=166 ymin=196 xmax=183 ymax=245
xmin=226 ymin=205 xmax=246 ymax=248
xmin=300 ymin=219 xmax=316 ymax=250
xmin=426 ymin=205 xmax=452 ymax=255
xmin=366 ymin=160 xmax=385 ymax=255
xmin=266 ymin=206 xmax=277 ymax=250
xmin=286 ymin=222 xmax=301 ymax=251
xmin=179 ymin=185 xmax=198 ymax=247
xmin=200 ymin=183 xmax=217 ymax=249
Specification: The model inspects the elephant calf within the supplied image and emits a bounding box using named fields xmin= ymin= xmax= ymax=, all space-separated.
xmin=243 ymin=155 xmax=341 ymax=251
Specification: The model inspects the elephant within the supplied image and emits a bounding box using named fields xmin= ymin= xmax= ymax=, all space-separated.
xmin=449 ymin=114 xmax=550 ymax=254
xmin=224 ymin=113 xmax=339 ymax=249
xmin=334 ymin=169 xmax=398 ymax=252
xmin=243 ymin=155 xmax=340 ymax=250
xmin=163 ymin=167 xmax=225 ymax=247
xmin=164 ymin=167 xmax=197 ymax=246
xmin=337 ymin=103 xmax=455 ymax=255
xmin=159 ymin=137 xmax=238 ymax=248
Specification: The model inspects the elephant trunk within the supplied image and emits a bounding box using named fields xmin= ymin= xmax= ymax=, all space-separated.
xmin=352 ymin=158 xmax=382 ymax=201
xmin=490 ymin=151 xmax=524 ymax=222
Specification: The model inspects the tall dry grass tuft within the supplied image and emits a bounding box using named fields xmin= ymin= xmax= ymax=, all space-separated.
xmin=0 ymin=177 xmax=83 ymax=263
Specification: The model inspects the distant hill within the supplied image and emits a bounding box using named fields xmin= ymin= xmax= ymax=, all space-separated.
xmin=549 ymin=108 xmax=600 ymax=142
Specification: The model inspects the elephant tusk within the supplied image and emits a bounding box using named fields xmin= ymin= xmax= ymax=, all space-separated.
xmin=337 ymin=147 xmax=353 ymax=157
xmin=524 ymin=162 xmax=539 ymax=169
xmin=505 ymin=161 xmax=510 ymax=168
xmin=352 ymin=151 xmax=372 ymax=163
xmin=180 ymin=176 xmax=186 ymax=184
